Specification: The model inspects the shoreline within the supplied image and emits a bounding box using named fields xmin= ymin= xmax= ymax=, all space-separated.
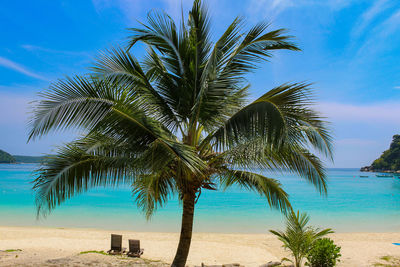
xmin=1 ymin=226 xmax=400 ymax=266
xmin=1 ymin=222 xmax=400 ymax=234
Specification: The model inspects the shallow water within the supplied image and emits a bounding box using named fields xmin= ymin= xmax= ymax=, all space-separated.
xmin=0 ymin=164 xmax=399 ymax=233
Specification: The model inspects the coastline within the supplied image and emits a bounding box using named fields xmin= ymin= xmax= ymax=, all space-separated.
xmin=1 ymin=225 xmax=400 ymax=266
xmin=3 ymin=166 xmax=400 ymax=234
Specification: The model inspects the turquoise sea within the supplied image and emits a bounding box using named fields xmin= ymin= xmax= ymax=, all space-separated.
xmin=1 ymin=164 xmax=400 ymax=233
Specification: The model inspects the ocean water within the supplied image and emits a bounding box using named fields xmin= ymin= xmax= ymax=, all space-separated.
xmin=1 ymin=164 xmax=400 ymax=233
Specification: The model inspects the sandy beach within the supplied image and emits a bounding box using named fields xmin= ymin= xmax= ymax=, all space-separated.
xmin=0 ymin=226 xmax=400 ymax=266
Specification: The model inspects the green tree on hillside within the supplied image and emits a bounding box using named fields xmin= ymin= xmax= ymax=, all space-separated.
xmin=0 ymin=149 xmax=16 ymax=163
xmin=371 ymin=135 xmax=400 ymax=171
xmin=29 ymin=1 xmax=332 ymax=266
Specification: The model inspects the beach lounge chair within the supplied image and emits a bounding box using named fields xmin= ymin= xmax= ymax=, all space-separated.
xmin=127 ymin=239 xmax=144 ymax=257
xmin=107 ymin=234 xmax=125 ymax=255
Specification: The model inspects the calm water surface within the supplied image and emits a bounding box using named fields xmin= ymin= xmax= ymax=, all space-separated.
xmin=1 ymin=164 xmax=399 ymax=233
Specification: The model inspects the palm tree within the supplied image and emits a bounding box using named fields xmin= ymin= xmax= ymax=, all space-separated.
xmin=29 ymin=1 xmax=332 ymax=266
xmin=270 ymin=210 xmax=333 ymax=267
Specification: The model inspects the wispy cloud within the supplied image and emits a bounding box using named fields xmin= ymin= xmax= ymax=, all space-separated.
xmin=0 ymin=56 xmax=48 ymax=81
xmin=351 ymin=0 xmax=391 ymax=39
xmin=326 ymin=0 xmax=353 ymax=10
xmin=335 ymin=138 xmax=378 ymax=146
xmin=0 ymin=91 xmax=77 ymax=155
xmin=0 ymin=91 xmax=31 ymax=124
xmin=161 ymin=0 xmax=192 ymax=22
xmin=91 ymin=0 xmax=143 ymax=23
xmin=246 ymin=0 xmax=294 ymax=20
xmin=21 ymin=45 xmax=89 ymax=57
xmin=378 ymin=8 xmax=400 ymax=36
xmin=355 ymin=8 xmax=400 ymax=57
xmin=317 ymin=101 xmax=400 ymax=124
xmin=245 ymin=0 xmax=358 ymax=20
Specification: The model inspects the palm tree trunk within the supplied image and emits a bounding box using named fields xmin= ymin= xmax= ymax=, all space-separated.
xmin=171 ymin=193 xmax=196 ymax=267
xmin=295 ymin=257 xmax=300 ymax=267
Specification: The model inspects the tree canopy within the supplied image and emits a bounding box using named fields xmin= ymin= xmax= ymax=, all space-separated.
xmin=371 ymin=135 xmax=400 ymax=171
xmin=0 ymin=149 xmax=16 ymax=163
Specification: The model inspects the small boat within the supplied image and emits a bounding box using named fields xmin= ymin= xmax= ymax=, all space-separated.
xmin=359 ymin=175 xmax=369 ymax=178
xmin=376 ymin=174 xmax=394 ymax=178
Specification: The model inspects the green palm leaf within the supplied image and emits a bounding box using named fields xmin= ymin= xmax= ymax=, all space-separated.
xmin=33 ymin=137 xmax=134 ymax=216
xmin=270 ymin=210 xmax=333 ymax=267
xmin=133 ymin=171 xmax=176 ymax=220
xmin=219 ymin=170 xmax=291 ymax=213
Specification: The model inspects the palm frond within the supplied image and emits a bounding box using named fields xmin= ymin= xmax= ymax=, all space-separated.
xmin=218 ymin=169 xmax=291 ymax=213
xmin=219 ymin=139 xmax=328 ymax=194
xmin=192 ymin=17 xmax=246 ymax=128
xmin=206 ymin=83 xmax=332 ymax=194
xmin=29 ymin=75 xmax=206 ymax=175
xmin=224 ymin=23 xmax=300 ymax=76
xmin=127 ymin=9 xmax=185 ymax=77
xmin=28 ymin=76 xmax=118 ymax=140
xmin=132 ymin=171 xmax=176 ymax=219
xmin=204 ymin=82 xmax=332 ymax=162
xmin=91 ymin=47 xmax=181 ymax=132
xmin=33 ymin=137 xmax=135 ymax=216
xmin=188 ymin=0 xmax=212 ymax=65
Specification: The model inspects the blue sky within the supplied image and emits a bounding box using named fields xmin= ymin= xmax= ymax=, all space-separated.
xmin=1 ymin=0 xmax=400 ymax=167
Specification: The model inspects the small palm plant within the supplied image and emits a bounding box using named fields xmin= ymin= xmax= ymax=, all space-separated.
xmin=270 ymin=210 xmax=333 ymax=267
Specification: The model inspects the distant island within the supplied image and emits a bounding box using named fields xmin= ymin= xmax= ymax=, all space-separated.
xmin=13 ymin=155 xmax=47 ymax=163
xmin=361 ymin=135 xmax=400 ymax=173
xmin=0 ymin=149 xmax=46 ymax=164
xmin=0 ymin=149 xmax=16 ymax=163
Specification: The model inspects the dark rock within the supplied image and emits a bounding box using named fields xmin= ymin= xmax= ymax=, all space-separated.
xmin=360 ymin=166 xmax=372 ymax=172
xmin=259 ymin=261 xmax=281 ymax=267
xmin=197 ymin=264 xmax=242 ymax=267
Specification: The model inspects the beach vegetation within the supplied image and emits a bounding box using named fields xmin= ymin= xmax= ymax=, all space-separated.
xmin=3 ymin=249 xmax=22 ymax=252
xmin=306 ymin=238 xmax=341 ymax=267
xmin=29 ymin=0 xmax=332 ymax=266
xmin=79 ymin=250 xmax=109 ymax=256
xmin=270 ymin=210 xmax=333 ymax=267
xmin=373 ymin=255 xmax=400 ymax=267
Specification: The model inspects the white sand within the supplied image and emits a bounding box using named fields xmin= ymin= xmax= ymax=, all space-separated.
xmin=1 ymin=226 xmax=400 ymax=266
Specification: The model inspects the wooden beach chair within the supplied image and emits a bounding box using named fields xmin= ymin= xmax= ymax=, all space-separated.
xmin=127 ymin=239 xmax=144 ymax=257
xmin=107 ymin=234 xmax=125 ymax=255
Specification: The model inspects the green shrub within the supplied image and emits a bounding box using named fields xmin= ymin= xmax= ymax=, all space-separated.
xmin=306 ymin=238 xmax=341 ymax=267
xmin=270 ymin=210 xmax=333 ymax=267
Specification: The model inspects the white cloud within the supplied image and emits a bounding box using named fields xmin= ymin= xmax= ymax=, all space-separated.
xmin=246 ymin=0 xmax=294 ymax=20
xmin=0 ymin=57 xmax=48 ymax=81
xmin=161 ymin=0 xmax=189 ymax=21
xmin=245 ymin=0 xmax=358 ymax=20
xmin=0 ymin=91 xmax=31 ymax=124
xmin=21 ymin=45 xmax=89 ymax=57
xmin=379 ymin=9 xmax=400 ymax=36
xmin=335 ymin=138 xmax=377 ymax=146
xmin=351 ymin=0 xmax=391 ymax=38
xmin=355 ymin=8 xmax=400 ymax=57
xmin=317 ymin=101 xmax=400 ymax=124
xmin=91 ymin=0 xmax=143 ymax=23
xmin=0 ymin=91 xmax=77 ymax=155
xmin=92 ymin=0 xmax=194 ymax=25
